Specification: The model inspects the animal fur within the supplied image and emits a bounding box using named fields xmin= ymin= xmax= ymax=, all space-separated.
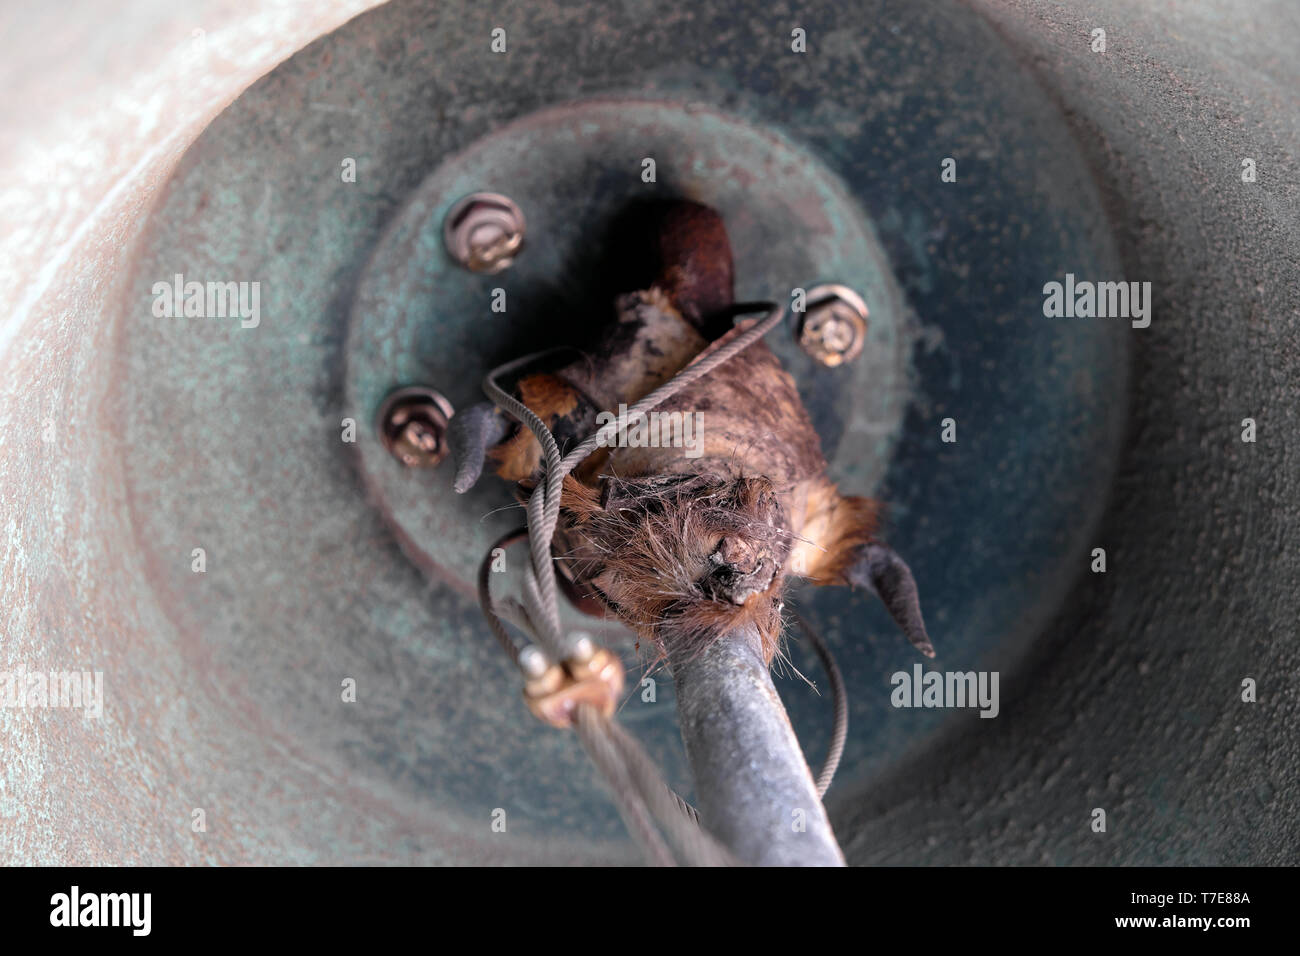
xmin=493 ymin=283 xmax=879 ymax=666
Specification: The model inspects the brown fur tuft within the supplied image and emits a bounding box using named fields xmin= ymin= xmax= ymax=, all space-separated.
xmin=559 ymin=473 xmax=793 ymax=665
xmin=490 ymin=374 xmax=591 ymax=482
xmin=788 ymin=478 xmax=880 ymax=585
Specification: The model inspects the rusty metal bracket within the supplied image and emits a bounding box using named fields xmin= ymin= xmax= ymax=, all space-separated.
xmin=523 ymin=646 xmax=625 ymax=729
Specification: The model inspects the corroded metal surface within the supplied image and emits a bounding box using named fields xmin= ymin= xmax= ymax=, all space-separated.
xmin=341 ymin=96 xmax=912 ymax=850
xmin=33 ymin=0 xmax=1299 ymax=868
xmin=0 ymin=0 xmax=390 ymax=867
xmin=836 ymin=0 xmax=1300 ymax=866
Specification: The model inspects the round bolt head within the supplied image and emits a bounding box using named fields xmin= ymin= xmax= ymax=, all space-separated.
xmin=569 ymin=633 xmax=596 ymax=662
xmin=518 ymin=645 xmax=550 ymax=679
xmin=377 ymin=386 xmax=455 ymax=468
xmin=798 ymin=284 xmax=869 ymax=367
xmin=443 ymin=192 xmax=526 ymax=274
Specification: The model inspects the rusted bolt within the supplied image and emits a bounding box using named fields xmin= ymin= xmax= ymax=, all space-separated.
xmin=378 ymin=386 xmax=454 ymax=468
xmin=443 ymin=192 xmax=525 ymax=273
xmin=798 ymin=284 xmax=869 ymax=367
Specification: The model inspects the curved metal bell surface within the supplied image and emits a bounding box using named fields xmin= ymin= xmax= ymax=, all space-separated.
xmin=2 ymin=0 xmax=1297 ymax=865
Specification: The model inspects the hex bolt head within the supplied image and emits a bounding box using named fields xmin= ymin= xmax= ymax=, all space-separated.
xmin=443 ymin=192 xmax=526 ymax=274
xmin=378 ymin=386 xmax=455 ymax=468
xmin=798 ymin=284 xmax=869 ymax=367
